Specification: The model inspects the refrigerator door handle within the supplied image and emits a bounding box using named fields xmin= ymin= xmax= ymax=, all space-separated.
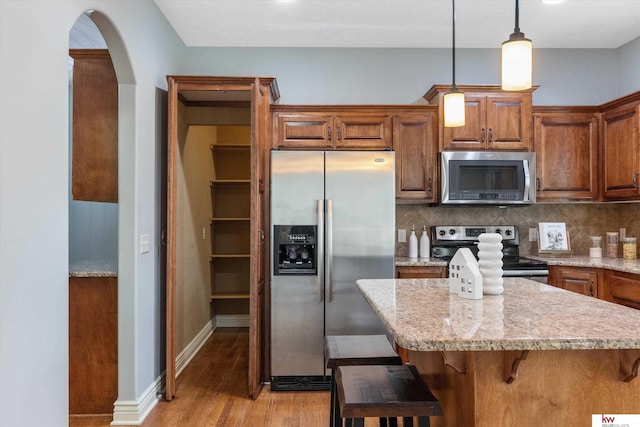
xmin=326 ymin=199 xmax=333 ymax=302
xmin=316 ymin=199 xmax=324 ymax=303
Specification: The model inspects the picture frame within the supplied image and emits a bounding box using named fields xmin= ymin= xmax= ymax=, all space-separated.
xmin=538 ymin=222 xmax=572 ymax=257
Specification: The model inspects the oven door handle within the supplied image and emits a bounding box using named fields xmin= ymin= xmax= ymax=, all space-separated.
xmin=502 ymin=269 xmax=549 ymax=277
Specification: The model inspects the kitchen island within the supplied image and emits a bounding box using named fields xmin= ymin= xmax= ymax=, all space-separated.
xmin=357 ymin=277 xmax=640 ymax=427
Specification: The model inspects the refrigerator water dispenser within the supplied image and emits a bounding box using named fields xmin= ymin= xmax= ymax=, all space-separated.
xmin=273 ymin=225 xmax=317 ymax=275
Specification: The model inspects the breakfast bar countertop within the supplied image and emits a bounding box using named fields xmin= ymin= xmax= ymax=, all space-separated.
xmin=357 ymin=277 xmax=640 ymax=353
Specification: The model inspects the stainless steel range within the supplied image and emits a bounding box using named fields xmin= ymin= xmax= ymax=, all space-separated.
xmin=431 ymin=225 xmax=548 ymax=282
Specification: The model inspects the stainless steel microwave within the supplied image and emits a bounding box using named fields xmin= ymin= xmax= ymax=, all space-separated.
xmin=440 ymin=151 xmax=536 ymax=205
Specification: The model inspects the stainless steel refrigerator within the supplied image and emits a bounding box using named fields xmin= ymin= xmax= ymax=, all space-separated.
xmin=270 ymin=150 xmax=395 ymax=390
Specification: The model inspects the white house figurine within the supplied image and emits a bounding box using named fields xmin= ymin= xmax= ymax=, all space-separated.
xmin=448 ymin=248 xmax=483 ymax=300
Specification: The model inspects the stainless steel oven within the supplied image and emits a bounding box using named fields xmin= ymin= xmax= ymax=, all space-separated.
xmin=431 ymin=225 xmax=548 ymax=283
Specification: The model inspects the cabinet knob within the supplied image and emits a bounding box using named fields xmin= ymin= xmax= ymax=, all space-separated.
xmin=337 ymin=127 xmax=342 ymax=141
xmin=633 ymin=173 xmax=639 ymax=188
xmin=488 ymin=128 xmax=493 ymax=142
xmin=536 ymin=177 xmax=541 ymax=192
xmin=327 ymin=127 xmax=332 ymax=142
xmin=481 ymin=128 xmax=486 ymax=142
xmin=589 ymin=281 xmax=594 ymax=297
xmin=428 ymin=177 xmax=433 ymax=193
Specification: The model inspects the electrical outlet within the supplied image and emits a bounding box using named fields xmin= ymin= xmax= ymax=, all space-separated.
xmin=529 ymin=228 xmax=537 ymax=242
xmin=398 ymin=229 xmax=407 ymax=243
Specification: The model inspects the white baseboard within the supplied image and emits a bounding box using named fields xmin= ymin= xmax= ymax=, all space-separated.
xmin=111 ymin=376 xmax=162 ymax=426
xmin=110 ymin=317 xmax=246 ymax=425
xmin=176 ymin=319 xmax=215 ymax=377
xmin=214 ymin=314 xmax=250 ymax=327
xmin=111 ymin=320 xmax=215 ymax=425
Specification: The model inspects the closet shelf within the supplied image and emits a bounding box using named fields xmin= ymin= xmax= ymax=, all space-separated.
xmin=210 ymin=292 xmax=250 ymax=300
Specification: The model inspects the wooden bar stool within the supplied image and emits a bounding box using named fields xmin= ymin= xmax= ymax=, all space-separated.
xmin=336 ymin=364 xmax=442 ymax=427
xmin=325 ymin=335 xmax=403 ymax=427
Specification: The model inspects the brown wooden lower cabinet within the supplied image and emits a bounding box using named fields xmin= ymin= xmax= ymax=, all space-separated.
xmin=603 ymin=270 xmax=640 ymax=309
xmin=396 ymin=265 xmax=446 ymax=279
xmin=69 ymin=276 xmax=118 ymax=415
xmin=548 ymin=265 xmax=601 ymax=298
xmin=549 ymin=265 xmax=640 ymax=309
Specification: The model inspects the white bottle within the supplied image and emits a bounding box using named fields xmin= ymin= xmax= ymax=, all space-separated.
xmin=408 ymin=225 xmax=418 ymax=258
xmin=419 ymin=226 xmax=430 ymax=259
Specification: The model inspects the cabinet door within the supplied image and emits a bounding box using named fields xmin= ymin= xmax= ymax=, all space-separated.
xmin=534 ymin=112 xmax=599 ymax=201
xmin=551 ymin=266 xmax=599 ymax=298
xmin=273 ymin=113 xmax=333 ymax=149
xmin=396 ymin=266 xmax=446 ymax=278
xmin=393 ymin=112 xmax=437 ymax=202
xmin=442 ymin=95 xmax=486 ymax=150
xmin=604 ymin=270 xmax=640 ymax=310
xmin=486 ymin=95 xmax=532 ymax=151
xmin=335 ymin=115 xmax=392 ymax=149
xmin=602 ymin=103 xmax=640 ymax=200
xmin=70 ymin=49 xmax=118 ymax=202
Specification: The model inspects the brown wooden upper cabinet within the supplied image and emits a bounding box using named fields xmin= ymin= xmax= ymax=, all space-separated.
xmin=69 ymin=49 xmax=118 ymax=203
xmin=393 ymin=109 xmax=438 ymax=203
xmin=533 ymin=107 xmax=600 ymax=202
xmin=601 ymin=93 xmax=640 ymax=201
xmin=424 ymin=85 xmax=535 ymax=152
xmin=272 ymin=106 xmax=391 ymax=150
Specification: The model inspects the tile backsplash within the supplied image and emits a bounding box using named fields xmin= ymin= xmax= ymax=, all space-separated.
xmin=396 ymin=203 xmax=640 ymax=257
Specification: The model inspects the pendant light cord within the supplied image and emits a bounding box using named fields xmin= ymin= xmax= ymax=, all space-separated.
xmin=514 ymin=0 xmax=521 ymax=33
xmin=451 ymin=0 xmax=456 ymax=87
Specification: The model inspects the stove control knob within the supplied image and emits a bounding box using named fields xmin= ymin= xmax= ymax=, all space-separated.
xmin=494 ymin=228 xmax=502 ymax=235
xmin=438 ymin=229 xmax=446 ymax=236
xmin=449 ymin=228 xmax=456 ymax=236
xmin=505 ymin=229 xmax=513 ymax=236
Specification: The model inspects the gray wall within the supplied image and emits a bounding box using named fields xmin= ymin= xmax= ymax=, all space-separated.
xmin=618 ymin=36 xmax=640 ymax=96
xmin=181 ymin=46 xmax=632 ymax=105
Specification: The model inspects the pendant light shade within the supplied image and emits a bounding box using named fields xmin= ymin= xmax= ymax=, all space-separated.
xmin=444 ymin=0 xmax=465 ymax=128
xmin=501 ymin=0 xmax=532 ymax=91
xmin=444 ymin=86 xmax=465 ymax=127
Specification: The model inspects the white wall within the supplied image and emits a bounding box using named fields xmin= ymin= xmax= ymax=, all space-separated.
xmin=0 ymin=1 xmax=185 ymax=426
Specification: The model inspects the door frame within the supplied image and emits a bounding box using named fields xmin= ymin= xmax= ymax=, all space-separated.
xmin=165 ymin=76 xmax=279 ymax=400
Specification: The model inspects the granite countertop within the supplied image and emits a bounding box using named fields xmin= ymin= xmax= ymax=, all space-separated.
xmin=529 ymin=255 xmax=640 ymax=274
xmin=357 ymin=277 xmax=640 ymax=352
xmin=395 ymin=256 xmax=448 ymax=267
xmin=69 ymin=260 xmax=118 ymax=278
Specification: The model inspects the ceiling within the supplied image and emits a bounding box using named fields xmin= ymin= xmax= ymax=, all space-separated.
xmin=153 ymin=0 xmax=640 ymax=49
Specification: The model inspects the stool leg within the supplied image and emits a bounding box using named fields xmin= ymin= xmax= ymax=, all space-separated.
xmin=330 ymin=370 xmax=336 ymax=427
xmin=417 ymin=416 xmax=431 ymax=427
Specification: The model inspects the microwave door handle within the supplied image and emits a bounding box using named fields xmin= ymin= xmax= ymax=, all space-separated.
xmin=523 ymin=160 xmax=531 ymax=202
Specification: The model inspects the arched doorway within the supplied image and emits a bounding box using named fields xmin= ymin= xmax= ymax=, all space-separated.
xmin=68 ymin=10 xmax=136 ymax=421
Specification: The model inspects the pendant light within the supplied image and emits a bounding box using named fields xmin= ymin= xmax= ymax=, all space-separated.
xmin=443 ymin=0 xmax=465 ymax=127
xmin=501 ymin=0 xmax=532 ymax=91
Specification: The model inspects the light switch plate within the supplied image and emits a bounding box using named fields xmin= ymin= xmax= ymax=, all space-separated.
xmin=398 ymin=229 xmax=406 ymax=243
xmin=140 ymin=234 xmax=150 ymax=254
xmin=529 ymin=228 xmax=537 ymax=242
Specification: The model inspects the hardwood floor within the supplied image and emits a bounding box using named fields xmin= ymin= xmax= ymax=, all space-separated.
xmin=70 ymin=327 xmax=332 ymax=426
